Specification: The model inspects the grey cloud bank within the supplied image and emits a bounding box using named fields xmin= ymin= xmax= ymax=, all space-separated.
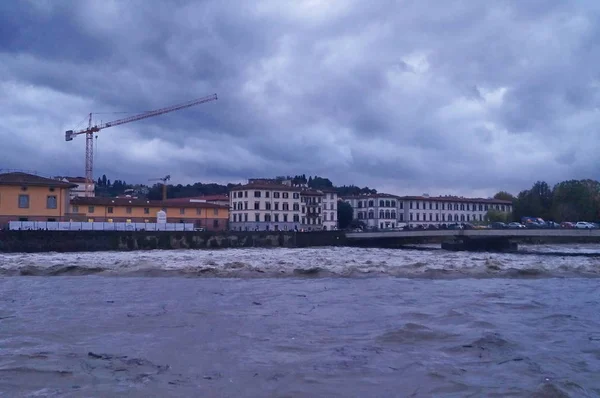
xmin=1 ymin=0 xmax=599 ymax=196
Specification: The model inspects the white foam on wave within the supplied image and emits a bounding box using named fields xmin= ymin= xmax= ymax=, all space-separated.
xmin=1 ymin=245 xmax=600 ymax=278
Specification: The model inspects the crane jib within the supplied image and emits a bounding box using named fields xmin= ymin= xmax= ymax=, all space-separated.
xmin=64 ymin=93 xmax=218 ymax=197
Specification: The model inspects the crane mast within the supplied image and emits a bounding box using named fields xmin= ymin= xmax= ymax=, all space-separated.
xmin=65 ymin=93 xmax=218 ymax=197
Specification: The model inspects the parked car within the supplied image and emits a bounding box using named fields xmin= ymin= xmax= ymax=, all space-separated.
xmin=545 ymin=221 xmax=560 ymax=229
xmin=560 ymin=222 xmax=575 ymax=229
xmin=525 ymin=221 xmax=546 ymax=229
xmin=575 ymin=221 xmax=595 ymax=229
xmin=490 ymin=222 xmax=507 ymax=229
xmin=507 ymin=222 xmax=525 ymax=229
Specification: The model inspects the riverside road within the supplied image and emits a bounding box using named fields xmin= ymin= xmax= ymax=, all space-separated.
xmin=346 ymin=229 xmax=600 ymax=239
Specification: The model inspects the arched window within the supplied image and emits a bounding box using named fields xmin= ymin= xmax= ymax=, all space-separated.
xmin=379 ymin=210 xmax=384 ymax=218
xmin=454 ymin=214 xmax=459 ymax=222
xmin=385 ymin=200 xmax=390 ymax=207
xmin=323 ymin=213 xmax=328 ymax=221
xmin=454 ymin=204 xmax=459 ymax=210
xmin=368 ymin=211 xmax=374 ymax=219
xmin=379 ymin=200 xmax=384 ymax=207
xmin=368 ymin=200 xmax=374 ymax=207
xmin=385 ymin=210 xmax=390 ymax=219
xmin=391 ymin=211 xmax=396 ymax=219
xmin=460 ymin=214 xmax=465 ymax=221
xmin=330 ymin=212 xmax=335 ymax=221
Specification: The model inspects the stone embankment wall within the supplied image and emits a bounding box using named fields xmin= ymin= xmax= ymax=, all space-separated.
xmin=0 ymin=230 xmax=348 ymax=253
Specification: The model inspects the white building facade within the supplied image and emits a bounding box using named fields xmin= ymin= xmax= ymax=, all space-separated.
xmin=229 ymin=182 xmax=302 ymax=231
xmin=400 ymin=196 xmax=513 ymax=226
xmin=321 ymin=190 xmax=338 ymax=230
xmin=343 ymin=194 xmax=402 ymax=229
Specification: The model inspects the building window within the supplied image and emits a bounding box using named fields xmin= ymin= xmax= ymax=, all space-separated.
xmin=72 ymin=205 xmax=79 ymax=213
xmin=145 ymin=208 xmax=151 ymax=214
xmin=274 ymin=192 xmax=280 ymax=198
xmin=283 ymin=193 xmax=289 ymax=199
xmin=213 ymin=219 xmax=219 ymax=228
xmin=254 ymin=202 xmax=260 ymax=210
xmin=416 ymin=202 xmax=420 ymax=210
xmin=265 ymin=191 xmax=270 ymax=198
xmin=368 ymin=210 xmax=374 ymax=219
xmin=416 ymin=213 xmax=420 ymax=221
xmin=391 ymin=200 xmax=396 ymax=207
xmin=385 ymin=200 xmax=390 ymax=207
xmin=254 ymin=191 xmax=261 ymax=198
xmin=293 ymin=215 xmax=299 ymax=222
xmin=293 ymin=203 xmax=299 ymax=211
xmin=255 ymin=213 xmax=260 ymax=222
xmin=128 ymin=207 xmax=133 ymax=214
xmin=18 ymin=194 xmax=29 ymax=208
xmin=244 ymin=191 xmax=248 ymax=198
xmin=213 ymin=208 xmax=218 ymax=216
xmin=283 ymin=203 xmax=289 ymax=211
xmin=410 ymin=202 xmax=413 ymax=209
xmin=283 ymin=214 xmax=288 ymax=222
xmin=410 ymin=213 xmax=413 ymax=221
xmin=266 ymin=202 xmax=271 ymax=210
xmin=379 ymin=210 xmax=384 ymax=218
xmin=391 ymin=211 xmax=396 ymax=219
xmin=274 ymin=214 xmax=279 ymax=222
xmin=46 ymin=195 xmax=57 ymax=209
xmin=379 ymin=200 xmax=384 ymax=207
xmin=244 ymin=213 xmax=248 ymax=222
xmin=108 ymin=207 xmax=114 ymax=214
xmin=244 ymin=202 xmax=248 ymax=210
xmin=293 ymin=193 xmax=299 ymax=199
xmin=274 ymin=202 xmax=279 ymax=210
xmin=88 ymin=206 xmax=95 ymax=213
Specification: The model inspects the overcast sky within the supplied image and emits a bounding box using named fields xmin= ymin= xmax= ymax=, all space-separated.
xmin=1 ymin=0 xmax=599 ymax=197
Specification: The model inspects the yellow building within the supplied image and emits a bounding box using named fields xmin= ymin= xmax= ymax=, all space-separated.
xmin=69 ymin=196 xmax=230 ymax=231
xmin=0 ymin=172 xmax=76 ymax=227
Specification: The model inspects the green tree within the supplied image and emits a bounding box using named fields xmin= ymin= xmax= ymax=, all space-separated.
xmin=551 ymin=179 xmax=600 ymax=222
xmin=337 ymin=201 xmax=354 ymax=229
xmin=513 ymin=181 xmax=553 ymax=221
xmin=485 ymin=209 xmax=509 ymax=223
xmin=494 ymin=191 xmax=515 ymax=202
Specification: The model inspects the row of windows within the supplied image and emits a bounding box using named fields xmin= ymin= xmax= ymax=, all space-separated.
xmin=231 ymin=213 xmax=324 ymax=224
xmin=16 ymin=195 xmax=58 ymax=209
xmin=71 ymin=205 xmax=218 ymax=216
xmin=356 ymin=210 xmax=397 ymax=220
xmin=356 ymin=199 xmax=398 ymax=209
xmin=232 ymin=201 xmax=300 ymax=211
xmin=409 ymin=202 xmax=509 ymax=212
xmin=234 ymin=191 xmax=300 ymax=199
xmin=409 ymin=213 xmax=485 ymax=222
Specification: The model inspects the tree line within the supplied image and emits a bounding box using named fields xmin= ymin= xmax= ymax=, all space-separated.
xmin=94 ymin=173 xmax=378 ymax=200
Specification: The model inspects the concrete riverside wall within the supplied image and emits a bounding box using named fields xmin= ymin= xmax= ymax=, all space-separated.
xmin=0 ymin=230 xmax=348 ymax=253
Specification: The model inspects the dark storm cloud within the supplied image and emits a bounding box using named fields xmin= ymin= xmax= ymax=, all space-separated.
xmin=1 ymin=0 xmax=599 ymax=195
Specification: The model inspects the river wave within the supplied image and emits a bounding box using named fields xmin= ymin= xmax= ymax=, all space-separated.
xmin=1 ymin=245 xmax=599 ymax=278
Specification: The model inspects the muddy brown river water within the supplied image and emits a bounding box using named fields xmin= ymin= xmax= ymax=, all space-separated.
xmin=1 ymin=245 xmax=599 ymax=397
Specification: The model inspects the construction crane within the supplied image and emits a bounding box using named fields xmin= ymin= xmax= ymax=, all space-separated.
xmin=65 ymin=93 xmax=218 ymax=197
xmin=149 ymin=175 xmax=171 ymax=201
